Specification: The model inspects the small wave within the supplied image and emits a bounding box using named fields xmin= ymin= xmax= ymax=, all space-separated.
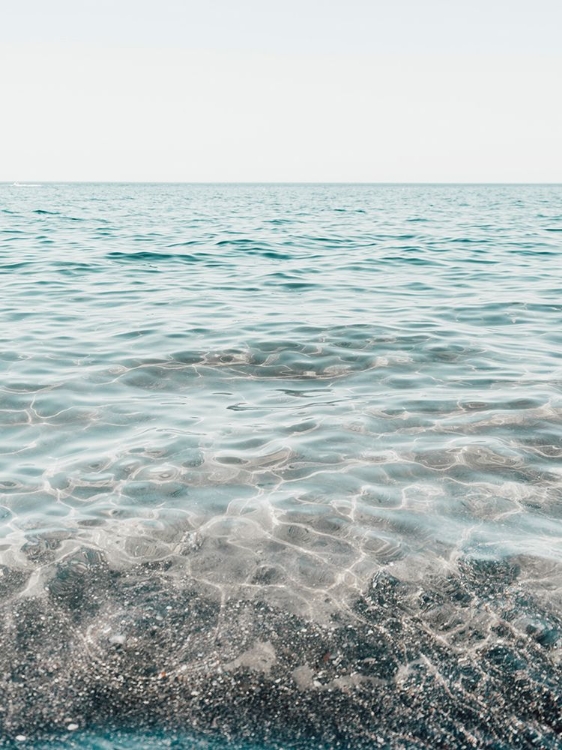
xmin=106 ymin=250 xmax=203 ymax=263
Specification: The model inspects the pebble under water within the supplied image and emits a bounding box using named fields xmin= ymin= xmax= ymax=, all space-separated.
xmin=0 ymin=183 xmax=561 ymax=749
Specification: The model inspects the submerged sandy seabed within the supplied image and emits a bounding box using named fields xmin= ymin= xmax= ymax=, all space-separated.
xmin=0 ymin=518 xmax=561 ymax=748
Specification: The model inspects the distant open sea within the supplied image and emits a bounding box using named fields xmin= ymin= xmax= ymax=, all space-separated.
xmin=1 ymin=183 xmax=561 ymax=749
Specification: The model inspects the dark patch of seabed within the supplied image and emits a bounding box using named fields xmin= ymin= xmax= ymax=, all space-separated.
xmin=0 ymin=549 xmax=561 ymax=749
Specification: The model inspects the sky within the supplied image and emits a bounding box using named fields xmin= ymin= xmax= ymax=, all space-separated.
xmin=1 ymin=0 xmax=561 ymax=182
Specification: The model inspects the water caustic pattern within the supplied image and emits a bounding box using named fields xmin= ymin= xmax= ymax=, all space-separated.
xmin=0 ymin=184 xmax=561 ymax=748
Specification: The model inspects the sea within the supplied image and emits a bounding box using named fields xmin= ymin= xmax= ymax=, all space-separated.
xmin=0 ymin=183 xmax=561 ymax=749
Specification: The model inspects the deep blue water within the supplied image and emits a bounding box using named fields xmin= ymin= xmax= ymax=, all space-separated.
xmin=0 ymin=184 xmax=561 ymax=749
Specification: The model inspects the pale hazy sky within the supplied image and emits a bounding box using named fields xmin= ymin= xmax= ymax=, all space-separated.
xmin=1 ymin=0 xmax=561 ymax=182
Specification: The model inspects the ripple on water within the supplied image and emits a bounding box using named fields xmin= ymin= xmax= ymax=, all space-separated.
xmin=0 ymin=183 xmax=561 ymax=747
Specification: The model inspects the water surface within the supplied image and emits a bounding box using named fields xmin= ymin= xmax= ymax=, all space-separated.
xmin=1 ymin=184 xmax=561 ymax=748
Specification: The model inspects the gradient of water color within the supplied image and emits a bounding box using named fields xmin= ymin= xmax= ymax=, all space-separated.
xmin=0 ymin=184 xmax=561 ymax=749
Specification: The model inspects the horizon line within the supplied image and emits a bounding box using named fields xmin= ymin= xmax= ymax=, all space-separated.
xmin=3 ymin=181 xmax=562 ymax=186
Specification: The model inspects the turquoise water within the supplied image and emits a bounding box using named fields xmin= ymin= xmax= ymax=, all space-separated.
xmin=0 ymin=184 xmax=561 ymax=749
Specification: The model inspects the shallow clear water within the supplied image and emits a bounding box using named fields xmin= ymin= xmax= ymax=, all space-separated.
xmin=1 ymin=184 xmax=561 ymax=749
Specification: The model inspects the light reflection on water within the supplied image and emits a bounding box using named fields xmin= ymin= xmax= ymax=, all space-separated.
xmin=0 ymin=184 xmax=561 ymax=748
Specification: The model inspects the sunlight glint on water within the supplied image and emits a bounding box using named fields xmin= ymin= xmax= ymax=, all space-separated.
xmin=0 ymin=184 xmax=561 ymax=749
